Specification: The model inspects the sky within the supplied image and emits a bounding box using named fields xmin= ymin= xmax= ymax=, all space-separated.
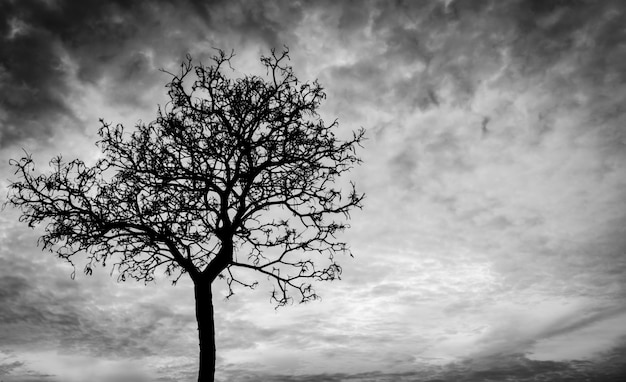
xmin=1 ymin=0 xmax=626 ymax=381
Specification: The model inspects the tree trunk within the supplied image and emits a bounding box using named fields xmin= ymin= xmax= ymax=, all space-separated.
xmin=194 ymin=278 xmax=216 ymax=382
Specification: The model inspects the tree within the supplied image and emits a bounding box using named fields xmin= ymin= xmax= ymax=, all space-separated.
xmin=6 ymin=48 xmax=364 ymax=382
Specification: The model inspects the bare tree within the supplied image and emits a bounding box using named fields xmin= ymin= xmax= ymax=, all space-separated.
xmin=6 ymin=48 xmax=364 ymax=382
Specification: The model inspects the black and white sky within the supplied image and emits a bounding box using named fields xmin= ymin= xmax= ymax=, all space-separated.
xmin=1 ymin=0 xmax=626 ymax=381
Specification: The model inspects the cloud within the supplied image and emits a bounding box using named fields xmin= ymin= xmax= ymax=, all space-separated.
xmin=6 ymin=352 xmax=156 ymax=382
xmin=0 ymin=360 xmax=24 ymax=375
xmin=2 ymin=1 xmax=626 ymax=380
xmin=218 ymin=346 xmax=626 ymax=381
xmin=0 ymin=215 xmax=199 ymax=363
xmin=340 ymin=0 xmax=626 ymax=314
xmin=0 ymin=0 xmax=310 ymax=149
xmin=0 ymin=0 xmax=139 ymax=147
xmin=0 ymin=2 xmax=74 ymax=147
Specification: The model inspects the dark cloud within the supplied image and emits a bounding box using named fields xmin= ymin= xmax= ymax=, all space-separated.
xmin=510 ymin=0 xmax=608 ymax=73
xmin=202 ymin=0 xmax=304 ymax=49
xmin=2 ymin=0 xmax=624 ymax=148
xmin=594 ymin=338 xmax=626 ymax=379
xmin=0 ymin=0 xmax=150 ymax=147
xmin=0 ymin=0 xmax=308 ymax=148
xmin=0 ymin=5 xmax=73 ymax=147
xmin=221 ymin=349 xmax=626 ymax=381
xmin=0 ymin=360 xmax=24 ymax=375
xmin=320 ymin=0 xmax=626 ymax=122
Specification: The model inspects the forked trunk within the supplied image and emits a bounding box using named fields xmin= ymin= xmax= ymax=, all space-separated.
xmin=194 ymin=278 xmax=216 ymax=382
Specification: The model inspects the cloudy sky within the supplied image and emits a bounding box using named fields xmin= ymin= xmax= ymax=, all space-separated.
xmin=1 ymin=0 xmax=626 ymax=381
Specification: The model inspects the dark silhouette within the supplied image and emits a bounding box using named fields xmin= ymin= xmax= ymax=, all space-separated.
xmin=6 ymin=48 xmax=364 ymax=382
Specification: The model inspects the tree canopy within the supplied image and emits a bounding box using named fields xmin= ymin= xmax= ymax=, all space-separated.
xmin=8 ymin=48 xmax=365 ymax=306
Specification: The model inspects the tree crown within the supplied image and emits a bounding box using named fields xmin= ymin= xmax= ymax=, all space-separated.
xmin=7 ymin=48 xmax=364 ymax=305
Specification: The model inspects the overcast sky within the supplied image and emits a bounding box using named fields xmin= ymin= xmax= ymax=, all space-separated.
xmin=1 ymin=0 xmax=626 ymax=381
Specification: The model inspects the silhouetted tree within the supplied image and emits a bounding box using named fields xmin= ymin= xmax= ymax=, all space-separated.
xmin=7 ymin=48 xmax=364 ymax=382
